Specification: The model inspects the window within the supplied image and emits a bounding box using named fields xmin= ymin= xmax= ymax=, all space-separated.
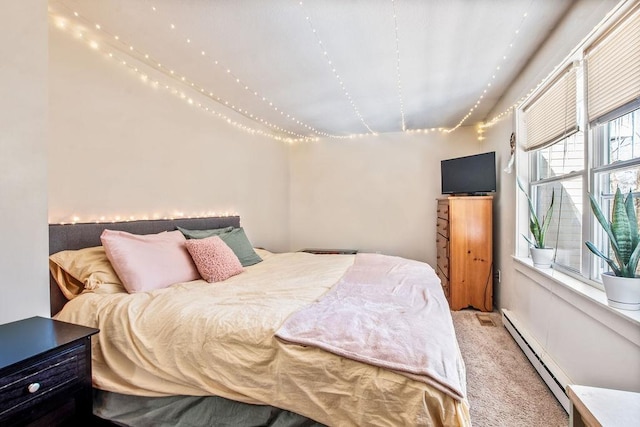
xmin=522 ymin=64 xmax=583 ymax=274
xmin=525 ymin=104 xmax=639 ymax=284
xmin=530 ymin=132 xmax=585 ymax=273
xmin=591 ymin=108 xmax=640 ymax=281
xmin=519 ymin=5 xmax=640 ymax=286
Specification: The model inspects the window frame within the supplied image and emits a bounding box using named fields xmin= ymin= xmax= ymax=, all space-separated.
xmin=519 ymin=99 xmax=640 ymax=289
xmin=520 ymin=60 xmax=588 ymax=279
xmin=527 ymin=141 xmax=589 ymax=280
xmin=589 ymin=102 xmax=640 ymax=283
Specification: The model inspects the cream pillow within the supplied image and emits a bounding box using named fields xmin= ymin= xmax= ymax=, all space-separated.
xmin=49 ymin=246 xmax=124 ymax=299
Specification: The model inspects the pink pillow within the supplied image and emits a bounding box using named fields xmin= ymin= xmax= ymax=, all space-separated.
xmin=100 ymin=229 xmax=200 ymax=293
xmin=185 ymin=236 xmax=244 ymax=282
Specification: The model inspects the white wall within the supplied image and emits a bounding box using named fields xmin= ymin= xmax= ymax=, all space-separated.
xmin=48 ymin=28 xmax=291 ymax=252
xmin=482 ymin=0 xmax=640 ymax=392
xmin=0 ymin=0 xmax=50 ymax=324
xmin=289 ymin=128 xmax=481 ymax=264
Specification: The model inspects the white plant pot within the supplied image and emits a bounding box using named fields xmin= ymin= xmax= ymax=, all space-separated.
xmin=530 ymin=247 xmax=554 ymax=268
xmin=601 ymin=272 xmax=640 ymax=311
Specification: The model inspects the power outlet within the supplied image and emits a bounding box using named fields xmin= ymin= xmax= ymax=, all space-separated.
xmin=495 ymin=269 xmax=501 ymax=283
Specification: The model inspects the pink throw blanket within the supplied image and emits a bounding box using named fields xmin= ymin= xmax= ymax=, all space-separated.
xmin=275 ymin=253 xmax=465 ymax=401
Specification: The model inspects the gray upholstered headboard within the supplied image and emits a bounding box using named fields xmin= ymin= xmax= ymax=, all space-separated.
xmin=48 ymin=216 xmax=241 ymax=316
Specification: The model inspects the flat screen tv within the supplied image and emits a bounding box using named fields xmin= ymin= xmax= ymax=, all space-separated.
xmin=441 ymin=151 xmax=496 ymax=195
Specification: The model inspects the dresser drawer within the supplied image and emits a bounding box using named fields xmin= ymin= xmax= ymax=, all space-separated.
xmin=0 ymin=344 xmax=86 ymax=420
xmin=436 ymin=235 xmax=448 ymax=256
xmin=437 ymin=201 xmax=449 ymax=220
xmin=436 ymin=235 xmax=449 ymax=277
xmin=436 ymin=267 xmax=450 ymax=297
xmin=436 ymin=252 xmax=449 ymax=279
xmin=436 ymin=217 xmax=449 ymax=238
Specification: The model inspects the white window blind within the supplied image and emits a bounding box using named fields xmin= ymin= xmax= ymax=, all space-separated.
xmin=586 ymin=4 xmax=640 ymax=123
xmin=523 ymin=66 xmax=578 ymax=151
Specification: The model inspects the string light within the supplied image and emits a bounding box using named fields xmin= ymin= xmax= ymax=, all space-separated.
xmin=51 ymin=1 xmax=466 ymax=140
xmin=49 ymin=8 xmax=318 ymax=143
xmin=56 ymin=210 xmax=240 ymax=225
xmin=391 ymin=0 xmax=406 ymax=131
xmin=145 ymin=2 xmax=332 ymax=139
xmin=476 ymin=123 xmax=485 ymax=141
xmin=52 ymin=1 xmax=549 ymax=141
xmin=50 ymin=5 xmax=310 ymax=140
xmin=297 ymin=1 xmax=377 ymax=135
xmin=446 ymin=5 xmax=532 ymax=133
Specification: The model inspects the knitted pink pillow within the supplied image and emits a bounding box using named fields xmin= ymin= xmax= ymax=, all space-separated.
xmin=185 ymin=236 xmax=244 ymax=282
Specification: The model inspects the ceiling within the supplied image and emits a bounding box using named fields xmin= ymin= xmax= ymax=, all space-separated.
xmin=48 ymin=0 xmax=577 ymax=141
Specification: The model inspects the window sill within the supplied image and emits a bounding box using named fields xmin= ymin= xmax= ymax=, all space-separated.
xmin=512 ymin=256 xmax=640 ymax=331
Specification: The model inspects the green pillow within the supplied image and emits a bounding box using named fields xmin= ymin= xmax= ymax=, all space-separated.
xmin=177 ymin=226 xmax=234 ymax=239
xmin=177 ymin=226 xmax=262 ymax=267
xmin=218 ymin=228 xmax=263 ymax=267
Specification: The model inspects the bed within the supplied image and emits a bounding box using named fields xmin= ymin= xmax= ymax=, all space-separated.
xmin=49 ymin=216 xmax=471 ymax=426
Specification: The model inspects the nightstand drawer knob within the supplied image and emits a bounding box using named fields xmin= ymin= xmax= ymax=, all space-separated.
xmin=27 ymin=383 xmax=41 ymax=393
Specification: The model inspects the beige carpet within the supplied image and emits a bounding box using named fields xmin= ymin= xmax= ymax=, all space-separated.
xmin=451 ymin=310 xmax=568 ymax=427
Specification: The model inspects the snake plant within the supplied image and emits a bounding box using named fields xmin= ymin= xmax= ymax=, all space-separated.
xmin=517 ymin=178 xmax=555 ymax=249
xmin=586 ymin=188 xmax=640 ymax=278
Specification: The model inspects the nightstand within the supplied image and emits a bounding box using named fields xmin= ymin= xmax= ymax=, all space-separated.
xmin=300 ymin=249 xmax=358 ymax=255
xmin=0 ymin=316 xmax=99 ymax=426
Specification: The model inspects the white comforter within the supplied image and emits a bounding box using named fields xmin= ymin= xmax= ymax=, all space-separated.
xmin=55 ymin=250 xmax=471 ymax=426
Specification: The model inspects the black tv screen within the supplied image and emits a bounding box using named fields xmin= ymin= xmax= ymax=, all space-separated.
xmin=441 ymin=151 xmax=496 ymax=195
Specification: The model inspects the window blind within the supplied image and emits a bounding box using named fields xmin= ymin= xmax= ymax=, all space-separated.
xmin=523 ymin=66 xmax=578 ymax=151
xmin=586 ymin=5 xmax=640 ymax=123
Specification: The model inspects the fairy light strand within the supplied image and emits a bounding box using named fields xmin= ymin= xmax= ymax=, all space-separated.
xmin=391 ymin=0 xmax=406 ymax=131
xmin=146 ymin=1 xmax=332 ymax=139
xmin=297 ymin=1 xmax=377 ymax=135
xmin=50 ymin=4 xmax=314 ymax=141
xmin=50 ymin=13 xmax=317 ymax=143
xmin=51 ymin=1 xmax=566 ymax=141
xmin=95 ymin=23 xmax=306 ymax=140
xmin=57 ymin=210 xmax=239 ymax=225
xmin=52 ymin=0 xmax=464 ymax=139
xmin=446 ymin=2 xmax=532 ymax=133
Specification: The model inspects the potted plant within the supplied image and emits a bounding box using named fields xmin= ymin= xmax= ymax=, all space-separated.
xmin=585 ymin=188 xmax=640 ymax=311
xmin=517 ymin=178 xmax=555 ymax=268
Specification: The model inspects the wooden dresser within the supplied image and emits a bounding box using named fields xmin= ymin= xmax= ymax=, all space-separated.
xmin=436 ymin=196 xmax=493 ymax=311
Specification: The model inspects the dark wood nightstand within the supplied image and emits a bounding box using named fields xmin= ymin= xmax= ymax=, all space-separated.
xmin=0 ymin=316 xmax=98 ymax=427
xmin=300 ymin=249 xmax=358 ymax=255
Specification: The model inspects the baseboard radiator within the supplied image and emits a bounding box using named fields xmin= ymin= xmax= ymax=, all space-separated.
xmin=501 ymin=309 xmax=570 ymax=412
